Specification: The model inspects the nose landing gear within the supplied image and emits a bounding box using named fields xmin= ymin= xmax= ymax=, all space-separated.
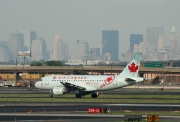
xmin=49 ymin=90 xmax=53 ymax=98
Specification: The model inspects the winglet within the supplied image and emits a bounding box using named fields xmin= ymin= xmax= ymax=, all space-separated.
xmin=119 ymin=53 xmax=142 ymax=77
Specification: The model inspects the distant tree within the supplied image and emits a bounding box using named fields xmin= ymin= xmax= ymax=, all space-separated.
xmin=9 ymin=60 xmax=15 ymax=65
xmin=46 ymin=60 xmax=62 ymax=66
xmin=30 ymin=62 xmax=43 ymax=66
xmin=31 ymin=60 xmax=38 ymax=63
xmin=81 ymin=72 xmax=89 ymax=75
xmin=39 ymin=59 xmax=46 ymax=62
xmin=0 ymin=62 xmax=8 ymax=65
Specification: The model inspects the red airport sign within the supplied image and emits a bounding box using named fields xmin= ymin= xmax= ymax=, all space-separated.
xmin=88 ymin=108 xmax=101 ymax=113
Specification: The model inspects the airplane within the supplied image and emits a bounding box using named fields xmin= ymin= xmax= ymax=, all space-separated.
xmin=35 ymin=53 xmax=144 ymax=98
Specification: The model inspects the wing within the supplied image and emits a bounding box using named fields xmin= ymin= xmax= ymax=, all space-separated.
xmin=60 ymin=81 xmax=86 ymax=91
xmin=60 ymin=81 xmax=97 ymax=91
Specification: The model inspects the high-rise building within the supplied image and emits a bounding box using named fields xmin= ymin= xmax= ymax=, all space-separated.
xmin=53 ymin=33 xmax=64 ymax=60
xmin=0 ymin=41 xmax=12 ymax=62
xmin=31 ymin=37 xmax=48 ymax=61
xmin=19 ymin=31 xmax=37 ymax=51
xmin=102 ymin=30 xmax=119 ymax=62
xmin=63 ymin=44 xmax=71 ymax=60
xmin=170 ymin=24 xmax=178 ymax=60
xmin=125 ymin=49 xmax=132 ymax=62
xmin=157 ymin=35 xmax=164 ymax=52
xmin=48 ymin=50 xmax=53 ymax=60
xmin=8 ymin=33 xmax=24 ymax=61
xmin=130 ymin=34 xmax=143 ymax=53
xmin=76 ymin=40 xmax=89 ymax=61
xmin=147 ymin=27 xmax=163 ymax=52
xmin=90 ymin=47 xmax=101 ymax=60
xmin=134 ymin=41 xmax=158 ymax=61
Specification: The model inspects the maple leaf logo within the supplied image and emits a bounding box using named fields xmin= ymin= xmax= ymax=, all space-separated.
xmin=128 ymin=62 xmax=138 ymax=72
xmin=107 ymin=77 xmax=112 ymax=83
xmin=100 ymin=76 xmax=115 ymax=88
xmin=104 ymin=76 xmax=114 ymax=85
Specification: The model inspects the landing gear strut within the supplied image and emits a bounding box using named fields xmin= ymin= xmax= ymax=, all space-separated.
xmin=91 ymin=93 xmax=98 ymax=98
xmin=49 ymin=90 xmax=53 ymax=98
xmin=75 ymin=93 xmax=82 ymax=98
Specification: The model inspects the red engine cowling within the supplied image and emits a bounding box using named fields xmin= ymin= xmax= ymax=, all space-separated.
xmin=52 ymin=87 xmax=70 ymax=95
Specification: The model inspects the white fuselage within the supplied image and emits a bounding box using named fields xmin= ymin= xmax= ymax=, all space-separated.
xmin=35 ymin=75 xmax=143 ymax=91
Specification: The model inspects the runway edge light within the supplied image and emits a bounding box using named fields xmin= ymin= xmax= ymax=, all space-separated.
xmin=147 ymin=114 xmax=159 ymax=122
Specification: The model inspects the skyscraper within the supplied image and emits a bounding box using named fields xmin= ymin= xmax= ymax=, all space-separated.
xmin=170 ymin=24 xmax=178 ymax=60
xmin=19 ymin=31 xmax=37 ymax=51
xmin=76 ymin=40 xmax=89 ymax=61
xmin=147 ymin=27 xmax=163 ymax=52
xmin=8 ymin=33 xmax=24 ymax=61
xmin=63 ymin=44 xmax=71 ymax=60
xmin=0 ymin=41 xmax=12 ymax=62
xmin=130 ymin=34 xmax=143 ymax=53
xmin=53 ymin=33 xmax=64 ymax=60
xmin=90 ymin=47 xmax=101 ymax=60
xmin=31 ymin=37 xmax=48 ymax=61
xmin=102 ymin=30 xmax=119 ymax=62
xmin=157 ymin=35 xmax=164 ymax=52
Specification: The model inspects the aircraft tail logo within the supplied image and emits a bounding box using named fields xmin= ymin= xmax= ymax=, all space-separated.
xmin=119 ymin=53 xmax=142 ymax=77
xmin=128 ymin=62 xmax=139 ymax=73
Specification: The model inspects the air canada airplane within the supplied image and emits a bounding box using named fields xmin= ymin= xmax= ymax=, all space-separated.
xmin=35 ymin=53 xmax=144 ymax=98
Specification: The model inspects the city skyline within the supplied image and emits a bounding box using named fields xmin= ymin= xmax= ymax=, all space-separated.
xmin=0 ymin=0 xmax=180 ymax=60
xmin=2 ymin=25 xmax=179 ymax=63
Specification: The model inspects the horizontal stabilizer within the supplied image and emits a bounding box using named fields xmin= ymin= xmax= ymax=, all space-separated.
xmin=125 ymin=78 xmax=136 ymax=82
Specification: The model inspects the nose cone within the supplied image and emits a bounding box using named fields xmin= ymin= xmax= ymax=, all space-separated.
xmin=35 ymin=82 xmax=39 ymax=88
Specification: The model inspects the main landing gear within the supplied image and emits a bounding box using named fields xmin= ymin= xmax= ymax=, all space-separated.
xmin=75 ymin=93 xmax=82 ymax=98
xmin=49 ymin=90 xmax=53 ymax=98
xmin=75 ymin=92 xmax=98 ymax=98
xmin=91 ymin=93 xmax=98 ymax=98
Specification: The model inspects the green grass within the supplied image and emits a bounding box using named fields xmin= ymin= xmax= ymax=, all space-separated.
xmin=0 ymin=93 xmax=179 ymax=104
xmin=0 ymin=93 xmax=180 ymax=117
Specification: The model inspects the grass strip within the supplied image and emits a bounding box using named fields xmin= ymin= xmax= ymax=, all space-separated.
xmin=0 ymin=94 xmax=179 ymax=104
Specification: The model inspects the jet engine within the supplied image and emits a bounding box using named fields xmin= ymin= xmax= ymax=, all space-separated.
xmin=52 ymin=86 xmax=70 ymax=95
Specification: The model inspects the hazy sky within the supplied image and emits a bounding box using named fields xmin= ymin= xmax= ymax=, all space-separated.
xmin=0 ymin=0 xmax=179 ymax=59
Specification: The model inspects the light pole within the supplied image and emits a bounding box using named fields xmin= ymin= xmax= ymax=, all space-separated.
xmin=83 ymin=49 xmax=86 ymax=62
xmin=83 ymin=49 xmax=87 ymax=66
xmin=18 ymin=51 xmax=31 ymax=86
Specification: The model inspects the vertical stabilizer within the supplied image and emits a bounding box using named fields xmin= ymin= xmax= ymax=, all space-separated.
xmin=119 ymin=53 xmax=142 ymax=77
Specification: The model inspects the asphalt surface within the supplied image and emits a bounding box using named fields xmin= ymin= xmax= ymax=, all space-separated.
xmin=0 ymin=103 xmax=180 ymax=113
xmin=0 ymin=87 xmax=180 ymax=121
xmin=0 ymin=113 xmax=180 ymax=122
xmin=0 ymin=87 xmax=180 ymax=95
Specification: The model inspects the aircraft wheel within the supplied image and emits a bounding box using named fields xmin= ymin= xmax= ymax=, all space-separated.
xmin=49 ymin=94 xmax=53 ymax=98
xmin=91 ymin=93 xmax=98 ymax=98
xmin=76 ymin=94 xmax=82 ymax=98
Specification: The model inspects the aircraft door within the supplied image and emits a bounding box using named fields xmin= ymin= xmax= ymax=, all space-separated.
xmin=45 ymin=76 xmax=49 ymax=85
xmin=113 ymin=76 xmax=117 ymax=86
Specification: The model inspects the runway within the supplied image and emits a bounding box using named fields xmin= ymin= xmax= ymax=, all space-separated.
xmin=0 ymin=103 xmax=179 ymax=121
xmin=1 ymin=87 xmax=180 ymax=95
xmin=0 ymin=113 xmax=180 ymax=122
xmin=0 ymin=87 xmax=180 ymax=121
xmin=0 ymin=103 xmax=180 ymax=112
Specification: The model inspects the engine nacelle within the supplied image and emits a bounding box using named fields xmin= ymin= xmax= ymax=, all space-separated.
xmin=52 ymin=87 xmax=70 ymax=95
